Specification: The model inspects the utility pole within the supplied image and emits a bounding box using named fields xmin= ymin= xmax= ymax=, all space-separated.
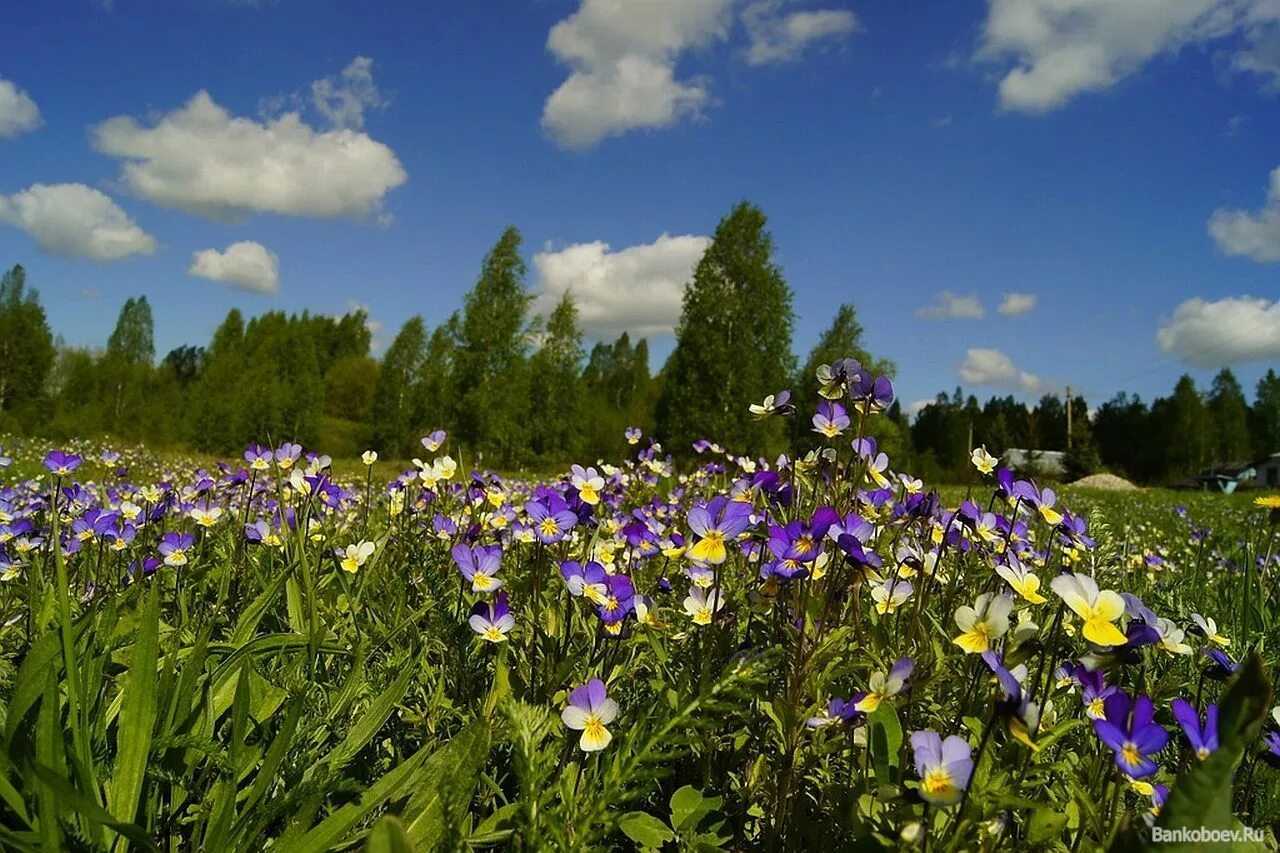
xmin=1066 ymin=385 xmax=1073 ymax=450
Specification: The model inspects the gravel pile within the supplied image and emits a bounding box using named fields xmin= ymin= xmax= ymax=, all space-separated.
xmin=1070 ymin=473 xmax=1140 ymax=491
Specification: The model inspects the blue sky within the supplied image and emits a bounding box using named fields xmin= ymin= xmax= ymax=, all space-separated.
xmin=2 ymin=0 xmax=1279 ymax=415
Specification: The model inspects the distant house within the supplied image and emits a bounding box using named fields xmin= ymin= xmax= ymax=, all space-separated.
xmin=1004 ymin=448 xmax=1065 ymax=477
xmin=1255 ymin=453 xmax=1280 ymax=489
xmin=1195 ymin=461 xmax=1257 ymax=494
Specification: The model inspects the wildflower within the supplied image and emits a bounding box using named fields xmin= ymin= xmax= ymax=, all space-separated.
xmin=1202 ymin=647 xmax=1238 ymax=681
xmin=422 ymin=430 xmax=447 ymax=452
xmin=971 ymin=446 xmax=998 ymax=475
xmin=854 ymin=658 xmax=914 ymax=713
xmin=1049 ymin=573 xmax=1128 ymax=646
xmin=525 ymin=496 xmax=578 ymax=544
xmin=683 ymin=586 xmax=725 ymax=625
xmin=43 ymin=450 xmax=83 ymax=477
xmin=361 ymin=450 xmax=378 ymax=465
xmin=910 ymin=730 xmax=973 ymax=806
xmin=274 ymin=443 xmax=302 ymax=470
xmin=561 ymin=679 xmax=619 ymax=752
xmin=808 ymin=697 xmax=863 ymax=728
xmin=624 ymin=426 xmax=642 ymax=444
xmin=1170 ymin=698 xmax=1218 ymax=761
xmin=1074 ymin=667 xmax=1117 ymax=720
xmin=469 ymin=592 xmax=514 ymax=643
xmin=245 ymin=444 xmax=273 ymax=471
xmin=686 ymin=497 xmax=753 ymax=565
xmin=812 ymin=401 xmax=850 ymax=439
xmin=158 ymin=532 xmax=195 ymax=567
xmin=339 ymin=541 xmax=375 ymax=574
xmin=1035 ymin=487 xmax=1063 ymax=526
xmin=871 ymin=578 xmax=913 ymax=614
xmin=1262 ymin=733 xmax=1280 ymax=768
xmin=953 ymin=593 xmax=1014 ymax=653
xmin=1093 ymin=692 xmax=1168 ymax=779
xmin=749 ymin=391 xmax=792 ymax=420
xmin=452 ymin=543 xmax=503 ymax=593
xmin=561 ymin=560 xmax=608 ymax=605
xmin=996 ymin=555 xmax=1047 ymax=604
xmin=1254 ymin=494 xmax=1280 ymax=509
xmin=1153 ymin=618 xmax=1193 ymax=655
xmin=1189 ymin=613 xmax=1230 ymax=648
xmin=982 ymin=650 xmax=1041 ymax=748
xmin=190 ymin=503 xmax=224 ymax=528
xmin=571 ymin=465 xmax=605 ymax=505
xmin=598 ymin=574 xmax=636 ymax=624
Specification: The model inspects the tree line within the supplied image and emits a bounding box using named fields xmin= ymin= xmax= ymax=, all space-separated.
xmin=1 ymin=199 xmax=1276 ymax=482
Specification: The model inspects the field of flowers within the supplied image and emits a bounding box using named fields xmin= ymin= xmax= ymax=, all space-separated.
xmin=1 ymin=361 xmax=1278 ymax=852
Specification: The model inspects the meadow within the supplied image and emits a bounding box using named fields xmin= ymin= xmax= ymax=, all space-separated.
xmin=0 ymin=365 xmax=1278 ymax=852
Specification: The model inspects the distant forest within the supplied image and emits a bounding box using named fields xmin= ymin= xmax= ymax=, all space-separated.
xmin=2 ymin=201 xmax=1278 ymax=484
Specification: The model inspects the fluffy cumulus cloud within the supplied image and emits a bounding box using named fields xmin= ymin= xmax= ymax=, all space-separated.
xmin=541 ymin=0 xmax=736 ymax=149
xmin=531 ymin=233 xmax=710 ymax=337
xmin=976 ymin=0 xmax=1280 ymax=113
xmin=188 ymin=241 xmax=280 ymax=293
xmin=0 ymin=183 xmax=157 ymax=260
xmin=1156 ymin=296 xmax=1280 ymax=367
xmin=916 ymin=290 xmax=985 ymax=320
xmin=743 ymin=2 xmax=856 ymax=65
xmin=0 ymin=78 xmax=42 ymax=139
xmin=311 ymin=56 xmax=388 ymax=130
xmin=997 ymin=291 xmax=1037 ymax=316
xmin=1209 ymin=166 xmax=1280 ymax=262
xmin=91 ymin=90 xmax=406 ymax=220
xmin=957 ymin=347 xmax=1042 ymax=392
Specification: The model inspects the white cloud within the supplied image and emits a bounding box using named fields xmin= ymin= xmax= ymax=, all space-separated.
xmin=188 ymin=241 xmax=279 ymax=293
xmin=0 ymin=183 xmax=157 ymax=261
xmin=0 ymin=78 xmax=42 ymax=139
xmin=997 ymin=291 xmax=1037 ymax=316
xmin=311 ymin=56 xmax=387 ymax=130
xmin=743 ymin=2 xmax=856 ymax=65
xmin=916 ymin=290 xmax=985 ymax=320
xmin=532 ymin=232 xmax=710 ymax=337
xmin=1156 ymin=296 xmax=1280 ymax=367
xmin=541 ymin=0 xmax=736 ymax=149
xmin=905 ymin=398 xmax=933 ymax=419
xmin=92 ymin=90 xmax=406 ymax=220
xmin=1209 ymin=165 xmax=1280 ymax=261
xmin=976 ymin=0 xmax=1280 ymax=113
xmin=957 ymin=347 xmax=1042 ymax=392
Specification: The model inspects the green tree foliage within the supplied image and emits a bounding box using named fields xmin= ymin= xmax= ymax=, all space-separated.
xmin=453 ymin=227 xmax=533 ymax=465
xmin=371 ymin=316 xmax=428 ymax=458
xmin=1160 ymin=374 xmax=1211 ymax=478
xmin=582 ymin=332 xmax=655 ymax=460
xmin=656 ymin=202 xmax=796 ymax=457
xmin=0 ymin=264 xmax=56 ymax=426
xmin=1208 ymin=368 xmax=1252 ymax=465
xmin=103 ymin=296 xmax=157 ymax=430
xmin=1251 ymin=369 xmax=1280 ymax=459
xmin=528 ymin=293 xmax=585 ymax=460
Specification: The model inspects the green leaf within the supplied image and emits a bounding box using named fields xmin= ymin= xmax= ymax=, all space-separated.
xmin=869 ymin=703 xmax=903 ymax=785
xmin=30 ymin=765 xmax=157 ymax=852
xmin=618 ymin=811 xmax=675 ymax=848
xmin=322 ymin=664 xmax=415 ymax=774
xmin=272 ymin=741 xmax=436 ymax=853
xmin=670 ymin=785 xmax=721 ymax=833
xmin=1027 ymin=808 xmax=1067 ymax=844
xmin=402 ymin=718 xmax=492 ymax=849
xmin=106 ymin=581 xmax=159 ymax=832
xmin=367 ymin=815 xmax=417 ymax=853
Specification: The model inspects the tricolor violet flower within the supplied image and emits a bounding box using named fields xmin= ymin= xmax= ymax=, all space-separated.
xmin=812 ymin=401 xmax=850 ymax=439
xmin=854 ymin=658 xmax=914 ymax=712
xmin=561 ymin=678 xmax=619 ymax=752
xmin=1093 ymin=692 xmax=1169 ymax=779
xmin=469 ymin=592 xmax=514 ymax=643
xmin=1170 ymin=698 xmax=1218 ymax=761
xmin=910 ymin=730 xmax=973 ymax=806
xmin=158 ymin=532 xmax=194 ymax=567
xmin=452 ymin=543 xmax=504 ymax=593
xmin=686 ymin=496 xmax=753 ymax=565
xmin=525 ymin=495 xmax=578 ymax=544
xmin=43 ymin=450 xmax=83 ymax=477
